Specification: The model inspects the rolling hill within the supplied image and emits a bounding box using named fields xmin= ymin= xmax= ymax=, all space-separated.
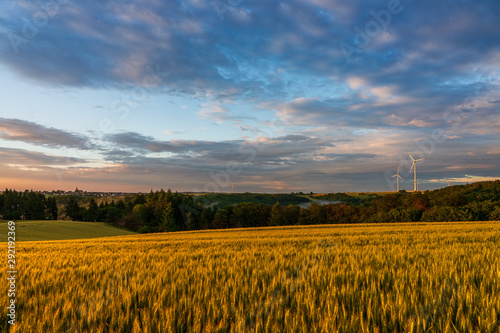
xmin=0 ymin=220 xmax=135 ymax=242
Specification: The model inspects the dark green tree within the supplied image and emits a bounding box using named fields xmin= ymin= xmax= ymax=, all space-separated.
xmin=269 ymin=202 xmax=284 ymax=226
xmin=212 ymin=208 xmax=232 ymax=229
xmin=282 ymin=204 xmax=300 ymax=225
xmin=160 ymin=202 xmax=177 ymax=232
xmin=46 ymin=197 xmax=58 ymax=220
xmin=65 ymin=196 xmax=82 ymax=221
xmin=86 ymin=199 xmax=99 ymax=221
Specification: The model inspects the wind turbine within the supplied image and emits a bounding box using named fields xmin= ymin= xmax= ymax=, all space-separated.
xmin=231 ymin=182 xmax=236 ymax=193
xmin=392 ymin=166 xmax=403 ymax=192
xmin=447 ymin=181 xmax=451 ymax=187
xmin=408 ymin=153 xmax=425 ymax=192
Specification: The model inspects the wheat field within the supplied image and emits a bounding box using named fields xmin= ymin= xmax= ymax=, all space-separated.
xmin=2 ymin=222 xmax=500 ymax=332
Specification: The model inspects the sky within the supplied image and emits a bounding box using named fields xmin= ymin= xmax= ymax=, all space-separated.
xmin=0 ymin=0 xmax=499 ymax=193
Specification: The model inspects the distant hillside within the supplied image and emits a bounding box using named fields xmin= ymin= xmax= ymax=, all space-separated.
xmin=427 ymin=180 xmax=500 ymax=206
xmin=312 ymin=192 xmax=381 ymax=205
xmin=360 ymin=180 xmax=500 ymax=223
xmin=194 ymin=193 xmax=310 ymax=208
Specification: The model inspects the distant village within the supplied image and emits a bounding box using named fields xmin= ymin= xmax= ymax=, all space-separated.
xmin=0 ymin=187 xmax=143 ymax=197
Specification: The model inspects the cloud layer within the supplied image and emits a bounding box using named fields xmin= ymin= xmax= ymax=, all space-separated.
xmin=0 ymin=118 xmax=95 ymax=150
xmin=0 ymin=0 xmax=499 ymax=191
xmin=1 ymin=118 xmax=498 ymax=192
xmin=2 ymin=1 xmax=499 ymax=99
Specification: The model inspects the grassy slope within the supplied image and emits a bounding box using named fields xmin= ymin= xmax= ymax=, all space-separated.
xmin=0 ymin=220 xmax=135 ymax=241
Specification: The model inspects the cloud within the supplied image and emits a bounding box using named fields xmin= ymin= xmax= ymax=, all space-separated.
xmin=408 ymin=119 xmax=433 ymax=128
xmin=106 ymin=131 xmax=241 ymax=155
xmin=0 ymin=2 xmax=499 ymax=138
xmin=105 ymin=131 xmax=334 ymax=165
xmin=198 ymin=105 xmax=230 ymax=124
xmin=347 ymin=77 xmax=367 ymax=90
xmin=428 ymin=175 xmax=500 ymax=184
xmin=164 ymin=130 xmax=185 ymax=136
xmin=0 ymin=147 xmax=86 ymax=166
xmin=0 ymin=0 xmax=497 ymax=102
xmin=1 ymin=1 xmax=500 ymax=192
xmin=1 ymin=121 xmax=499 ymax=192
xmin=0 ymin=118 xmax=95 ymax=150
xmin=198 ymin=104 xmax=256 ymax=126
xmin=275 ymin=135 xmax=310 ymax=142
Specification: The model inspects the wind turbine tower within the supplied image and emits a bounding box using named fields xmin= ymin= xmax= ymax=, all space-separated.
xmin=232 ymin=182 xmax=236 ymax=193
xmin=392 ymin=166 xmax=403 ymax=192
xmin=408 ymin=153 xmax=425 ymax=192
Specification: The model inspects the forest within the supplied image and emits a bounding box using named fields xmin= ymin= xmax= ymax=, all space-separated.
xmin=1 ymin=180 xmax=500 ymax=232
xmin=0 ymin=189 xmax=58 ymax=220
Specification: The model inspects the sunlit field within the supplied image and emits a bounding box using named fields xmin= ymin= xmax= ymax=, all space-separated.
xmin=3 ymin=222 xmax=500 ymax=332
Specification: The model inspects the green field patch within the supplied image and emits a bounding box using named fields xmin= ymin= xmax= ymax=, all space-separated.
xmin=0 ymin=220 xmax=135 ymax=241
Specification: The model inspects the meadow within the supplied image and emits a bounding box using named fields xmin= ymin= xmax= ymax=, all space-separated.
xmin=0 ymin=220 xmax=135 ymax=242
xmin=2 ymin=222 xmax=500 ymax=332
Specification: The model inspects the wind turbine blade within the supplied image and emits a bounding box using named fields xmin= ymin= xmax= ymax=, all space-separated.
xmin=416 ymin=158 xmax=425 ymax=162
xmin=408 ymin=152 xmax=415 ymax=162
xmin=397 ymin=166 xmax=400 ymax=174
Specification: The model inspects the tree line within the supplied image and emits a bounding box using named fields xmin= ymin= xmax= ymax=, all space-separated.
xmin=60 ymin=180 xmax=500 ymax=232
xmin=0 ymin=189 xmax=58 ymax=220
xmin=2 ymin=180 xmax=500 ymax=231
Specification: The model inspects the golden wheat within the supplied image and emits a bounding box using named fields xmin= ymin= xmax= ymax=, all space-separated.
xmin=2 ymin=222 xmax=500 ymax=332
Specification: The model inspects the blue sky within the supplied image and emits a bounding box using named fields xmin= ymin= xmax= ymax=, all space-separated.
xmin=0 ymin=0 xmax=499 ymax=192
